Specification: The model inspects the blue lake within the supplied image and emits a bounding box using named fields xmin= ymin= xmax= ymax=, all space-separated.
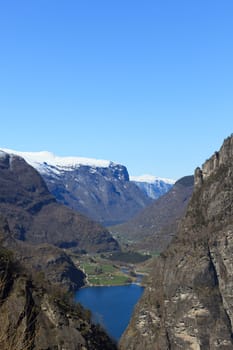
xmin=75 ymin=284 xmax=144 ymax=342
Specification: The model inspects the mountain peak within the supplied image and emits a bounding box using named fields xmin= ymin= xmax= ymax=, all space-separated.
xmin=1 ymin=148 xmax=115 ymax=171
xmin=130 ymin=174 xmax=175 ymax=184
xmin=194 ymin=134 xmax=233 ymax=188
xmin=0 ymin=148 xmax=152 ymax=225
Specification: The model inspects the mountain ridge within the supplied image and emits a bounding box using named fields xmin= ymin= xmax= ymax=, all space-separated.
xmin=1 ymin=148 xmax=175 ymax=225
xmin=0 ymin=221 xmax=117 ymax=350
xmin=131 ymin=175 xmax=175 ymax=200
xmin=112 ymin=175 xmax=193 ymax=253
xmin=120 ymin=134 xmax=233 ymax=349
xmin=0 ymin=150 xmax=119 ymax=252
xmin=1 ymin=148 xmax=114 ymax=169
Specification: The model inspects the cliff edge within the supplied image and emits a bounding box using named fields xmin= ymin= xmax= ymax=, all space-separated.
xmin=120 ymin=135 xmax=233 ymax=349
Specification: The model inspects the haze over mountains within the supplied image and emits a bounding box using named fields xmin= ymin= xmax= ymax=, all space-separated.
xmin=1 ymin=149 xmax=174 ymax=226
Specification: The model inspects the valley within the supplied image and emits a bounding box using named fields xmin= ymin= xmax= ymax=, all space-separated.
xmin=1 ymin=148 xmax=174 ymax=226
xmin=75 ymin=284 xmax=144 ymax=342
xmin=1 ymin=136 xmax=233 ymax=349
xmin=2 ymin=1 xmax=230 ymax=348
xmin=70 ymin=251 xmax=151 ymax=287
xmin=0 ymin=148 xmax=166 ymax=349
xmin=0 ymin=147 xmax=198 ymax=348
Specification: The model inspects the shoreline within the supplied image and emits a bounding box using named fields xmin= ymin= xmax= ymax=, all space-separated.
xmin=83 ymin=283 xmax=145 ymax=288
xmin=79 ymin=277 xmax=145 ymax=289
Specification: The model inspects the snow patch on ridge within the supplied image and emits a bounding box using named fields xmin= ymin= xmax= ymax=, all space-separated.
xmin=130 ymin=174 xmax=175 ymax=185
xmin=131 ymin=174 xmax=175 ymax=199
xmin=0 ymin=149 xmax=175 ymax=190
xmin=0 ymin=151 xmax=7 ymax=159
xmin=1 ymin=148 xmax=114 ymax=171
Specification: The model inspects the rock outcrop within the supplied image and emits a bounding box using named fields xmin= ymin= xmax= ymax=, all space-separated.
xmin=0 ymin=215 xmax=85 ymax=291
xmin=0 ymin=244 xmax=117 ymax=350
xmin=120 ymin=135 xmax=233 ymax=349
xmin=0 ymin=151 xmax=119 ymax=252
xmin=0 ymin=201 xmax=116 ymax=349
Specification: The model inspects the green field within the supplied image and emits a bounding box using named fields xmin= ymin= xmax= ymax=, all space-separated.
xmin=88 ymin=274 xmax=131 ymax=286
xmin=80 ymin=261 xmax=132 ymax=286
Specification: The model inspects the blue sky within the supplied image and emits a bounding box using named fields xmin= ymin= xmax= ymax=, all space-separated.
xmin=1 ymin=0 xmax=233 ymax=179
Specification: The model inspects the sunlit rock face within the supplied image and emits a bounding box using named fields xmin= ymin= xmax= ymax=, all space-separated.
xmin=120 ymin=135 xmax=233 ymax=350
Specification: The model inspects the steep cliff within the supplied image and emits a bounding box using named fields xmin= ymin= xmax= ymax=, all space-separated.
xmin=131 ymin=175 xmax=175 ymax=200
xmin=44 ymin=163 xmax=152 ymax=226
xmin=0 ymin=215 xmax=85 ymax=292
xmin=0 ymin=245 xmax=117 ymax=350
xmin=120 ymin=135 xmax=233 ymax=349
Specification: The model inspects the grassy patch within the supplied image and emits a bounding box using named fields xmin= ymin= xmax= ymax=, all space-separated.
xmin=88 ymin=274 xmax=131 ymax=286
xmin=80 ymin=260 xmax=132 ymax=286
xmin=82 ymin=263 xmax=117 ymax=274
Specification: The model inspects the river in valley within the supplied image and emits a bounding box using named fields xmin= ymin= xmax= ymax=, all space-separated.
xmin=75 ymin=283 xmax=144 ymax=342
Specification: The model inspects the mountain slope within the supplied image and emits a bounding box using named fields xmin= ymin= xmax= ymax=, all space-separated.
xmin=1 ymin=149 xmax=152 ymax=226
xmin=0 ymin=151 xmax=119 ymax=252
xmin=131 ymin=174 xmax=175 ymax=200
xmin=0 ymin=215 xmax=86 ymax=291
xmin=112 ymin=175 xmax=194 ymax=252
xmin=0 ymin=242 xmax=117 ymax=350
xmin=120 ymin=135 xmax=233 ymax=349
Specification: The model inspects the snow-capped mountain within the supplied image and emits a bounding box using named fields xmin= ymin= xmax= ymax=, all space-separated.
xmin=0 ymin=149 xmax=119 ymax=252
xmin=130 ymin=174 xmax=175 ymax=199
xmin=1 ymin=149 xmax=152 ymax=226
xmin=1 ymin=149 xmax=175 ymax=225
xmin=1 ymin=149 xmax=113 ymax=173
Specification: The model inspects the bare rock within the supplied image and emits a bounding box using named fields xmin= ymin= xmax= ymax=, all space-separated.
xmin=120 ymin=135 xmax=233 ymax=349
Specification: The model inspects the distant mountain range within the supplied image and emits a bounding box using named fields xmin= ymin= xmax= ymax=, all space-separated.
xmin=0 ymin=148 xmax=123 ymax=349
xmin=0 ymin=150 xmax=118 ymax=253
xmin=1 ymin=149 xmax=174 ymax=226
xmin=130 ymin=174 xmax=175 ymax=200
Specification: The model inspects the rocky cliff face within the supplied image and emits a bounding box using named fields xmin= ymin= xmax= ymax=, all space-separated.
xmin=0 ymin=215 xmax=85 ymax=292
xmin=39 ymin=163 xmax=152 ymax=226
xmin=0 ymin=151 xmax=119 ymax=252
xmin=131 ymin=176 xmax=175 ymax=200
xmin=0 ymin=244 xmax=117 ymax=350
xmin=120 ymin=135 xmax=233 ymax=349
xmin=0 ymin=191 xmax=116 ymax=349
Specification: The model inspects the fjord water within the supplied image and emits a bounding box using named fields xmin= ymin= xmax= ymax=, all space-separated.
xmin=75 ymin=284 xmax=144 ymax=341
